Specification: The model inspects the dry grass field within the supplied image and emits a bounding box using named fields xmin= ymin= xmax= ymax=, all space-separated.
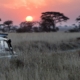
xmin=0 ymin=32 xmax=80 ymax=80
xmin=8 ymin=32 xmax=80 ymax=44
xmin=9 ymin=32 xmax=80 ymax=52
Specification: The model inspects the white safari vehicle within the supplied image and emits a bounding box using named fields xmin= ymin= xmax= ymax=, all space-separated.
xmin=0 ymin=33 xmax=16 ymax=58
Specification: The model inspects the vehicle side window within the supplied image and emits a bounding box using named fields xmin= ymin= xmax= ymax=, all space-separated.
xmin=0 ymin=40 xmax=9 ymax=51
xmin=0 ymin=40 xmax=4 ymax=50
xmin=4 ymin=41 xmax=9 ymax=51
xmin=0 ymin=41 xmax=2 ymax=50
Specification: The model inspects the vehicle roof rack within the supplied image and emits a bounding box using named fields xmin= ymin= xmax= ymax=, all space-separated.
xmin=0 ymin=33 xmax=8 ymax=38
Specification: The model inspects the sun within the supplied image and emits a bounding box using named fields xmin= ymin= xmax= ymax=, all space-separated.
xmin=26 ymin=16 xmax=33 ymax=22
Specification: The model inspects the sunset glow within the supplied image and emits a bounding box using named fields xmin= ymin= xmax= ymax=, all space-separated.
xmin=0 ymin=0 xmax=80 ymax=25
xmin=26 ymin=16 xmax=33 ymax=22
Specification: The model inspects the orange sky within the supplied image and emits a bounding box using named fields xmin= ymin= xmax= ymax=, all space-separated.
xmin=0 ymin=0 xmax=80 ymax=25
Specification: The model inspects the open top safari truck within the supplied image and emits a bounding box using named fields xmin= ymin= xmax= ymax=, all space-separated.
xmin=0 ymin=33 xmax=17 ymax=58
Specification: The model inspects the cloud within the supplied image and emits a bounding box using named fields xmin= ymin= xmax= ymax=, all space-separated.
xmin=0 ymin=0 xmax=47 ymax=9
xmin=0 ymin=0 xmax=74 ymax=9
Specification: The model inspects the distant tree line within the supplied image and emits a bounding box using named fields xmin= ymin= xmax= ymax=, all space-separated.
xmin=68 ymin=16 xmax=80 ymax=32
xmin=1 ymin=11 xmax=80 ymax=33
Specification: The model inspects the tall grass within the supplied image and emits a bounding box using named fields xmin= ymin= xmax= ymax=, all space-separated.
xmin=0 ymin=50 xmax=80 ymax=80
xmin=0 ymin=32 xmax=80 ymax=80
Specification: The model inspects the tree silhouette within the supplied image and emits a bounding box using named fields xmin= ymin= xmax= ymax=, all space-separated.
xmin=0 ymin=18 xmax=1 ymax=21
xmin=76 ymin=16 xmax=80 ymax=22
xmin=4 ymin=20 xmax=13 ymax=31
xmin=19 ymin=21 xmax=40 ymax=32
xmin=41 ymin=11 xmax=69 ymax=32
xmin=76 ymin=16 xmax=80 ymax=29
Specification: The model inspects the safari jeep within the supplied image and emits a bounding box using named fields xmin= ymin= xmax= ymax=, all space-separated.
xmin=0 ymin=33 xmax=16 ymax=58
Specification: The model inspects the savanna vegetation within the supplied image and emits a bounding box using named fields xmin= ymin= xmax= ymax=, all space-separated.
xmin=0 ymin=11 xmax=80 ymax=80
xmin=0 ymin=32 xmax=80 ymax=80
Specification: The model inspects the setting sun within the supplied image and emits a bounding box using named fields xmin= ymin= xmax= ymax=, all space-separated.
xmin=26 ymin=16 xmax=33 ymax=22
